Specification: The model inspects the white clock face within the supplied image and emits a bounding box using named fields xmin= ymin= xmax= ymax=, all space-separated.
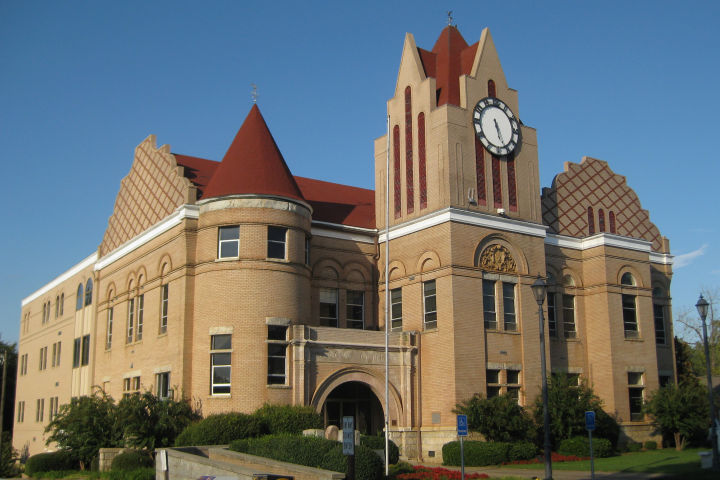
xmin=472 ymin=97 xmax=520 ymax=156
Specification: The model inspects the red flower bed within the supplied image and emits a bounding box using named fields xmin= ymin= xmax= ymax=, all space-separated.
xmin=503 ymin=452 xmax=589 ymax=465
xmin=397 ymin=465 xmax=490 ymax=480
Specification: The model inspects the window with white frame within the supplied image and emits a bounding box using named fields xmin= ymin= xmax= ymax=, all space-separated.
xmin=160 ymin=284 xmax=169 ymax=334
xmin=17 ymin=401 xmax=24 ymax=423
xmin=423 ymin=280 xmax=437 ymax=329
xmin=547 ymin=293 xmax=557 ymax=337
xmin=127 ymin=297 xmax=135 ymax=344
xmin=210 ymin=334 xmax=232 ymax=395
xmin=267 ymin=226 xmax=287 ymax=259
xmin=346 ymin=290 xmax=364 ymax=329
xmin=136 ymin=294 xmax=144 ymax=341
xmin=482 ymin=280 xmax=496 ymax=330
xmin=267 ymin=325 xmax=288 ymax=385
xmin=123 ymin=376 xmax=141 ymax=398
xmin=51 ymin=341 xmax=61 ymax=367
xmin=622 ymin=294 xmax=638 ymax=338
xmin=156 ymin=372 xmax=171 ymax=399
xmin=628 ymin=372 xmax=644 ymax=421
xmin=562 ymin=294 xmax=576 ymax=338
xmin=106 ymin=307 xmax=113 ymax=349
xmin=49 ymin=396 xmax=59 ymax=420
xmin=391 ymin=288 xmax=403 ymax=330
xmin=218 ymin=225 xmax=240 ymax=258
xmin=36 ymin=398 xmax=44 ymax=422
xmin=319 ymin=288 xmax=338 ymax=327
xmin=39 ymin=346 xmax=47 ymax=371
xmin=502 ymin=282 xmax=516 ymax=331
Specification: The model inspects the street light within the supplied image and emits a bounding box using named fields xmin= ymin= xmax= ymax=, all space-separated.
xmin=531 ymin=275 xmax=552 ymax=480
xmin=696 ymin=294 xmax=719 ymax=471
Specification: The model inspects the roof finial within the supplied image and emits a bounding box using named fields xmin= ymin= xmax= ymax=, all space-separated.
xmin=251 ymin=83 xmax=258 ymax=104
xmin=447 ymin=10 xmax=454 ymax=27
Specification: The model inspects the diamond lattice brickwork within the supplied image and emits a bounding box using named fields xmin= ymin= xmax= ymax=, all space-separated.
xmin=541 ymin=157 xmax=663 ymax=252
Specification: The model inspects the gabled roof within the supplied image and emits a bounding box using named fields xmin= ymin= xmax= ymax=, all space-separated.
xmin=203 ymin=104 xmax=305 ymax=202
xmin=417 ymin=26 xmax=478 ymax=107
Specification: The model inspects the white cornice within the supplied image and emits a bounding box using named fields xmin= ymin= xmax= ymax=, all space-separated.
xmin=22 ymin=252 xmax=98 ymax=306
xmin=95 ymin=205 xmax=199 ymax=271
xmin=546 ymin=232 xmax=673 ymax=265
xmin=311 ymin=221 xmax=376 ymax=244
xmin=378 ymin=207 xmax=548 ymax=242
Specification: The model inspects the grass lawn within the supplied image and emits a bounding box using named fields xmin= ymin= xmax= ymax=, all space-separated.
xmin=502 ymin=448 xmax=716 ymax=479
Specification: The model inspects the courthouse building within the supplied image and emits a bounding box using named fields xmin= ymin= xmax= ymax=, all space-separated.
xmin=15 ymin=26 xmax=675 ymax=460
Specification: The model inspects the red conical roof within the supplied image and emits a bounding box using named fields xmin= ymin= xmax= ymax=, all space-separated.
xmin=203 ymin=104 xmax=305 ymax=202
xmin=417 ymin=26 xmax=478 ymax=107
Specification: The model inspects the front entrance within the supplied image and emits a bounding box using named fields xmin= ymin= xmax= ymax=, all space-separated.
xmin=322 ymin=381 xmax=384 ymax=435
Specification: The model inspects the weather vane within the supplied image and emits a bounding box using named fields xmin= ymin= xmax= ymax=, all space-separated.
xmin=447 ymin=10 xmax=453 ymax=27
xmin=251 ymin=83 xmax=258 ymax=104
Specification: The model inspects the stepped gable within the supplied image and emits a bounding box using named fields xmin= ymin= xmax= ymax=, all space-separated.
xmin=99 ymin=135 xmax=198 ymax=257
xmin=417 ymin=26 xmax=479 ymax=107
xmin=541 ymin=157 xmax=664 ymax=252
xmin=203 ymin=104 xmax=305 ymax=202
xmin=294 ymin=176 xmax=375 ymax=229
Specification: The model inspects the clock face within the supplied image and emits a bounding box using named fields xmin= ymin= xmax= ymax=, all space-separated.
xmin=472 ymin=97 xmax=520 ymax=156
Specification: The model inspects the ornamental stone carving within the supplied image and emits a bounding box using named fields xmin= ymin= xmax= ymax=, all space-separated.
xmin=479 ymin=244 xmax=517 ymax=273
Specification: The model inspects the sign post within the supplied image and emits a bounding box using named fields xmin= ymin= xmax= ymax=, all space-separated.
xmin=457 ymin=414 xmax=468 ymax=480
xmin=343 ymin=416 xmax=355 ymax=480
xmin=585 ymin=411 xmax=596 ymax=480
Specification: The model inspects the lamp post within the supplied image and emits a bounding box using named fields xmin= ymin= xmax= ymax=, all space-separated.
xmin=532 ymin=275 xmax=552 ymax=480
xmin=696 ymin=294 xmax=719 ymax=471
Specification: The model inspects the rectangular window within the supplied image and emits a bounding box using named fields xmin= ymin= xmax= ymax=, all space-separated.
xmin=628 ymin=372 xmax=644 ymax=421
xmin=319 ymin=288 xmax=338 ymax=327
xmin=218 ymin=225 xmax=240 ymax=258
xmin=81 ymin=335 xmax=90 ymax=366
xmin=123 ymin=376 xmax=141 ymax=397
xmin=423 ymin=280 xmax=437 ymax=329
xmin=56 ymin=342 xmax=61 ymax=367
xmin=211 ymin=334 xmax=232 ymax=395
xmin=502 ymin=283 xmax=516 ymax=331
xmin=136 ymin=294 xmax=144 ymax=341
xmin=547 ymin=293 xmax=557 ymax=337
xmin=346 ymin=290 xmax=364 ymax=329
xmin=51 ymin=343 xmax=57 ymax=368
xmin=160 ymin=284 xmax=169 ymax=334
xmin=267 ymin=226 xmax=287 ymax=259
xmin=156 ymin=372 xmax=170 ymax=399
xmin=48 ymin=396 xmax=59 ymax=421
xmin=72 ymin=338 xmax=81 ymax=368
xmin=106 ymin=307 xmax=113 ymax=350
xmin=653 ymin=304 xmax=666 ymax=345
xmin=623 ymin=294 xmax=638 ymax=338
xmin=36 ymin=398 xmax=44 ymax=423
xmin=506 ymin=369 xmax=521 ymax=402
xmin=390 ymin=288 xmax=403 ymax=331
xmin=127 ymin=298 xmax=135 ymax=344
xmin=267 ymin=325 xmax=288 ymax=385
xmin=563 ymin=294 xmax=576 ymax=339
xmin=39 ymin=346 xmax=47 ymax=371
xmin=20 ymin=354 xmax=27 ymax=375
xmin=17 ymin=401 xmax=24 ymax=423
xmin=483 ymin=280 xmax=496 ymax=330
xmin=486 ymin=369 xmax=500 ymax=398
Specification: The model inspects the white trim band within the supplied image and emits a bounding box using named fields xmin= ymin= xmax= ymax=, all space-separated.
xmin=546 ymin=232 xmax=673 ymax=265
xmin=22 ymin=252 xmax=98 ymax=306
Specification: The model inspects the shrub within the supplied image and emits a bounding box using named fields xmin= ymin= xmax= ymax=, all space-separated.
xmin=111 ymin=450 xmax=154 ymax=471
xmin=388 ymin=461 xmax=415 ymax=477
xmin=253 ymin=404 xmax=323 ymax=434
xmin=625 ymin=441 xmax=642 ymax=452
xmin=360 ymin=434 xmax=400 ymax=464
xmin=25 ymin=451 xmax=77 ymax=475
xmin=644 ymin=440 xmax=657 ymax=450
xmin=443 ymin=441 xmax=510 ymax=466
xmin=107 ymin=468 xmax=156 ymax=480
xmin=558 ymin=436 xmax=614 ymax=458
xmin=508 ymin=441 xmax=537 ymax=461
xmin=455 ymin=393 xmax=535 ymax=442
xmin=229 ymin=434 xmax=382 ymax=480
xmin=175 ymin=412 xmax=268 ymax=446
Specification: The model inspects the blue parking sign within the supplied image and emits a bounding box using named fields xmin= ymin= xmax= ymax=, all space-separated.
xmin=457 ymin=414 xmax=468 ymax=436
xmin=585 ymin=411 xmax=596 ymax=431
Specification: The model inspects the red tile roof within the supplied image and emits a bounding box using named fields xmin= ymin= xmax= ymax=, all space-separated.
xmin=294 ymin=176 xmax=375 ymax=229
xmin=418 ymin=26 xmax=479 ymax=107
xmin=174 ymin=154 xmax=218 ymax=199
xmin=203 ymin=104 xmax=305 ymax=202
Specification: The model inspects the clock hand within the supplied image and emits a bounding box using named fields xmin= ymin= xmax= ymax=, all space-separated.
xmin=493 ymin=118 xmax=505 ymax=144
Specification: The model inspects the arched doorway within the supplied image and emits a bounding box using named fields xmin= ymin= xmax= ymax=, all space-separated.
xmin=322 ymin=381 xmax=384 ymax=435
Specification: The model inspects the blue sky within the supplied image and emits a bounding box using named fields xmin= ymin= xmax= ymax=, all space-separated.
xmin=1 ymin=1 xmax=718 ymax=344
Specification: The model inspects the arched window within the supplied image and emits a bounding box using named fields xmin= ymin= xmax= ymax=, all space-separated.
xmin=488 ymin=79 xmax=496 ymax=97
xmin=598 ymin=209 xmax=606 ymax=232
xmin=418 ymin=112 xmax=427 ymax=209
xmin=609 ymin=211 xmax=616 ymax=233
xmin=405 ymin=86 xmax=414 ymax=214
xmin=76 ymin=283 xmax=84 ymax=311
xmin=621 ymin=272 xmax=638 ymax=338
xmin=621 ymin=272 xmax=636 ymax=286
xmin=587 ymin=207 xmax=595 ymax=235
xmin=84 ymin=279 xmax=93 ymax=306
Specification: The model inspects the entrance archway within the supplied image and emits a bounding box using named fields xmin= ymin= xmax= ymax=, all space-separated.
xmin=322 ymin=381 xmax=384 ymax=435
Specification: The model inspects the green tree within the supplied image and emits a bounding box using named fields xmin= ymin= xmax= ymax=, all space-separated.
xmin=675 ymin=337 xmax=701 ymax=383
xmin=455 ymin=393 xmax=535 ymax=442
xmin=675 ymin=287 xmax=720 ymax=375
xmin=44 ymin=388 xmax=121 ymax=469
xmin=0 ymin=339 xmax=17 ymax=436
xmin=644 ymin=381 xmax=709 ymax=450
xmin=532 ymin=374 xmax=619 ymax=448
xmin=0 ymin=432 xmax=18 ymax=477
xmin=117 ymin=390 xmax=201 ymax=450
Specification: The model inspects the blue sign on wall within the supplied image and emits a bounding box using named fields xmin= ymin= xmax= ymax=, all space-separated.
xmin=457 ymin=414 xmax=468 ymax=437
xmin=585 ymin=411 xmax=596 ymax=431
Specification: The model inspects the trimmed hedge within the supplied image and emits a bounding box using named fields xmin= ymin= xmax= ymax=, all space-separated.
xmin=175 ymin=412 xmax=268 ymax=446
xmin=508 ymin=441 xmax=537 ymax=461
xmin=626 ymin=441 xmax=642 ymax=452
xmin=255 ymin=404 xmax=323 ymax=435
xmin=25 ymin=451 xmax=77 ymax=475
xmin=644 ymin=440 xmax=657 ymax=450
xmin=558 ymin=436 xmax=614 ymax=458
xmin=360 ymin=435 xmax=400 ymax=464
xmin=229 ymin=434 xmax=382 ymax=480
xmin=443 ymin=441 xmax=510 ymax=466
xmin=111 ymin=450 xmax=154 ymax=471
